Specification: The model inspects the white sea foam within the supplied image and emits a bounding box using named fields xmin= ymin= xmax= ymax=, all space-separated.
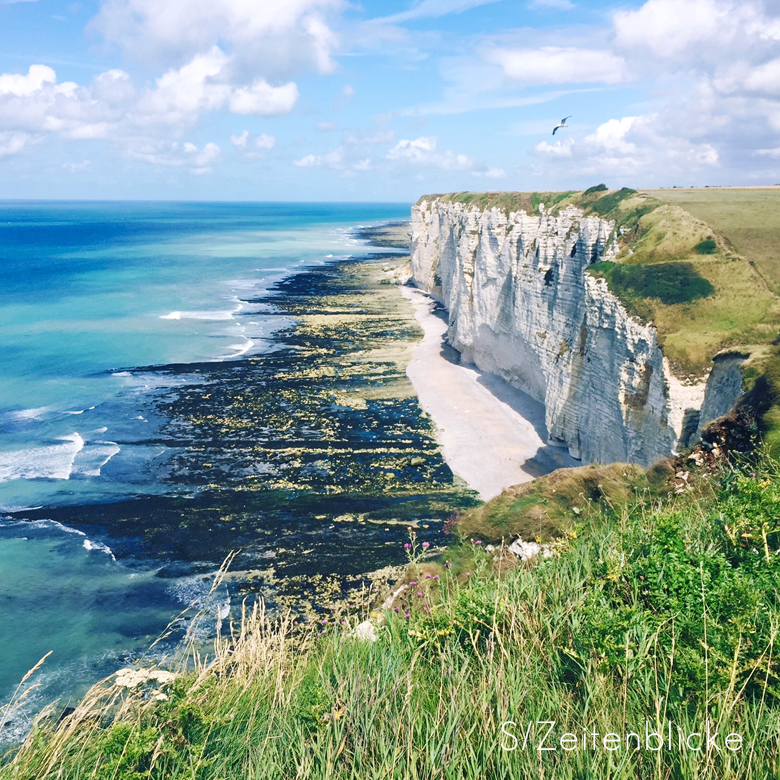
xmin=82 ymin=538 xmax=116 ymax=561
xmin=223 ymin=337 xmax=254 ymax=359
xmin=0 ymin=433 xmax=85 ymax=483
xmin=72 ymin=442 xmax=121 ymax=478
xmin=10 ymin=407 xmax=51 ymax=421
xmin=160 ymin=308 xmax=238 ymax=321
xmin=0 ymin=517 xmax=87 ymax=537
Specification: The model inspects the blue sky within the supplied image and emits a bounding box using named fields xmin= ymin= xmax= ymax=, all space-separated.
xmin=1 ymin=0 xmax=779 ymax=200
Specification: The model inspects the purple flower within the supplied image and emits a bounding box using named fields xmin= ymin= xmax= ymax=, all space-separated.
xmin=445 ymin=561 xmax=452 ymax=569
xmin=404 ymin=613 xmax=410 ymax=619
xmin=751 ymin=472 xmax=756 ymax=477
xmin=321 ymin=619 xmax=327 ymax=625
xmin=394 ymin=607 xmax=399 ymax=612
xmin=433 ymin=575 xmax=439 ymax=580
xmin=404 ymin=543 xmax=411 ymax=550
xmin=341 ymin=620 xmax=346 ymax=626
xmin=422 ymin=541 xmax=430 ymax=549
xmin=475 ymin=540 xmax=482 ymax=546
xmin=425 ymin=573 xmax=431 ymax=579
xmin=409 ymin=581 xmax=417 ymax=586
xmin=416 ymin=591 xmax=423 ymax=597
xmin=465 ymin=572 xmax=471 ymax=577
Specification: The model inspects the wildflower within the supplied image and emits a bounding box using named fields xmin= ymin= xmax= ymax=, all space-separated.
xmin=404 ymin=543 xmax=411 ymax=550
xmin=751 ymin=472 xmax=756 ymax=477
xmin=422 ymin=541 xmax=430 ymax=549
xmin=445 ymin=561 xmax=452 ymax=569
xmin=321 ymin=619 xmax=327 ymax=625
xmin=417 ymin=591 xmax=423 ymax=597
xmin=404 ymin=613 xmax=410 ymax=619
xmin=409 ymin=581 xmax=417 ymax=586
xmin=341 ymin=620 xmax=346 ymax=626
xmin=433 ymin=574 xmax=439 ymax=580
xmin=475 ymin=540 xmax=482 ymax=546
xmin=394 ymin=607 xmax=399 ymax=612
xmin=465 ymin=571 xmax=471 ymax=577
xmin=425 ymin=573 xmax=431 ymax=579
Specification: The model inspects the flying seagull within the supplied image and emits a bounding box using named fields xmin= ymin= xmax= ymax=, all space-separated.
xmin=552 ymin=116 xmax=571 ymax=136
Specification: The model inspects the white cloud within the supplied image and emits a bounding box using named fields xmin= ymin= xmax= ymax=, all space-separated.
xmin=585 ymin=117 xmax=637 ymax=154
xmin=613 ymin=0 xmax=761 ymax=61
xmin=0 ymin=131 xmax=36 ymax=157
xmin=256 ymin=133 xmax=276 ymax=150
xmin=489 ymin=47 xmax=626 ymax=86
xmin=231 ymin=130 xmax=249 ymax=147
xmin=387 ymin=136 xmax=474 ymax=169
xmin=228 ymin=81 xmax=298 ymax=115
xmin=534 ymin=138 xmax=574 ymax=158
xmin=0 ymin=65 xmax=56 ymax=96
xmin=0 ymin=50 xmax=297 ymax=166
xmin=90 ymin=0 xmax=343 ymax=75
xmin=294 ymin=146 xmax=345 ymax=168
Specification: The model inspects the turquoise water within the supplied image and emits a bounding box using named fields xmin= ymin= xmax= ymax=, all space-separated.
xmin=0 ymin=201 xmax=410 ymax=737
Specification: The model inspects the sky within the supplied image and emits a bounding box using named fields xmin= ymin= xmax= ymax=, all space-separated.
xmin=0 ymin=0 xmax=779 ymax=201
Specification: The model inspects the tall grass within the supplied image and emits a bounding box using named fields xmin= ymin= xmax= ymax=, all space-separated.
xmin=3 ymin=459 xmax=780 ymax=778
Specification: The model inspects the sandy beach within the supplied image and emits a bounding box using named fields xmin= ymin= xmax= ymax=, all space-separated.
xmin=401 ymin=285 xmax=576 ymax=500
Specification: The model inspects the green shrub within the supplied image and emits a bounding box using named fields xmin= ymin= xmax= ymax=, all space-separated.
xmin=695 ymin=237 xmax=718 ymax=254
xmin=591 ymin=260 xmax=715 ymax=305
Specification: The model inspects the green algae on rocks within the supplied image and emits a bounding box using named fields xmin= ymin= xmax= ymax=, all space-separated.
xmin=14 ymin=252 xmax=478 ymax=619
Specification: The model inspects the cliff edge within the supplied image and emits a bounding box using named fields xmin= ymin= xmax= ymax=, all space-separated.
xmin=410 ymin=188 xmax=779 ymax=466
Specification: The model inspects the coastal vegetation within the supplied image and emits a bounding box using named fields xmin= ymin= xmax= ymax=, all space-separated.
xmin=4 ymin=447 xmax=780 ymax=778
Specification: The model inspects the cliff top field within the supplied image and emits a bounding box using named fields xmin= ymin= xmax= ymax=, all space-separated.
xmin=643 ymin=187 xmax=780 ymax=294
xmin=418 ymin=187 xmax=780 ymax=378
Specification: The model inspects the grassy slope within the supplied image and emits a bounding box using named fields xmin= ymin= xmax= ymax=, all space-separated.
xmin=645 ymin=188 xmax=780 ymax=294
xmin=418 ymin=188 xmax=780 ymax=377
xmin=6 ymin=457 xmax=780 ymax=779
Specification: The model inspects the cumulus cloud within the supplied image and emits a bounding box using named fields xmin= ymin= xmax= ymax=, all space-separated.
xmin=386 ymin=136 xmax=474 ymax=169
xmin=294 ymin=146 xmax=345 ymax=168
xmin=489 ymin=47 xmax=626 ymax=86
xmin=0 ymin=131 xmax=37 ymax=157
xmin=255 ymin=133 xmax=276 ymax=149
xmin=0 ymin=64 xmax=56 ymax=96
xmin=90 ymin=0 xmax=343 ymax=76
xmin=534 ymin=113 xmax=719 ymax=179
xmin=0 ymin=51 xmax=297 ymax=163
xmin=230 ymin=129 xmax=249 ymax=147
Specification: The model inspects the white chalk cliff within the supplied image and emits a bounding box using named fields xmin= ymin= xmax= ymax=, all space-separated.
xmin=410 ymin=198 xmax=744 ymax=466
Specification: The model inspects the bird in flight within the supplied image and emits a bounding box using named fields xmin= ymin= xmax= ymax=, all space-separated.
xmin=552 ymin=116 xmax=571 ymax=135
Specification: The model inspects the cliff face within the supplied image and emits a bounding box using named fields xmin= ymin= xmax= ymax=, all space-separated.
xmin=410 ymin=198 xmax=744 ymax=466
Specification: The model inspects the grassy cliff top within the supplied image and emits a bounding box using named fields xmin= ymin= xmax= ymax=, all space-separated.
xmin=418 ymin=187 xmax=780 ymax=378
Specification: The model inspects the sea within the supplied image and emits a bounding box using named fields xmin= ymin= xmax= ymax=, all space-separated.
xmin=0 ymin=200 xmax=450 ymax=742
